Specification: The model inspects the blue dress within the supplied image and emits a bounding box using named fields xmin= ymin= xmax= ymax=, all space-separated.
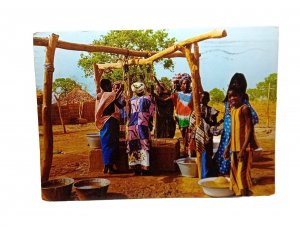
xmin=215 ymin=100 xmax=259 ymax=176
xmin=215 ymin=102 xmax=232 ymax=175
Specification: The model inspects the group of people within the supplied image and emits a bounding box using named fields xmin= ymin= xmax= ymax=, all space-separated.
xmin=95 ymin=72 xmax=260 ymax=196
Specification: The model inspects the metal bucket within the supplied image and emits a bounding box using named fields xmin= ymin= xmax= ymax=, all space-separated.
xmin=74 ymin=178 xmax=110 ymax=200
xmin=175 ymin=157 xmax=198 ymax=178
xmin=41 ymin=178 xmax=74 ymax=201
xmin=86 ymin=133 xmax=101 ymax=149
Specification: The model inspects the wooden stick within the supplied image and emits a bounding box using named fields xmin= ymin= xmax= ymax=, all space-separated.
xmin=140 ymin=29 xmax=227 ymax=64
xmin=54 ymin=95 xmax=67 ymax=134
xmin=41 ymin=33 xmax=59 ymax=182
xmin=34 ymin=37 xmax=185 ymax=58
xmin=93 ymin=63 xmax=104 ymax=94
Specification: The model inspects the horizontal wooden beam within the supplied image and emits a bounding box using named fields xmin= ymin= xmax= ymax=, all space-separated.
xmin=96 ymin=29 xmax=226 ymax=69
xmin=33 ymin=37 xmax=185 ymax=58
xmin=144 ymin=29 xmax=227 ymax=63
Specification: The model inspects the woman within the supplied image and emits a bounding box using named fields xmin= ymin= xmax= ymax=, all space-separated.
xmin=153 ymin=82 xmax=176 ymax=138
xmin=127 ymin=81 xmax=155 ymax=176
xmin=95 ymin=79 xmax=124 ymax=174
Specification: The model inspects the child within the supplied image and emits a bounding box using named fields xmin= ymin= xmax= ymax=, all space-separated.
xmin=215 ymin=72 xmax=260 ymax=176
xmin=127 ymin=81 xmax=155 ymax=176
xmin=224 ymin=88 xmax=253 ymax=196
xmin=189 ymin=91 xmax=219 ymax=178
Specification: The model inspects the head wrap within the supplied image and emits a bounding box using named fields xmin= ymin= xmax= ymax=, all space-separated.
xmin=179 ymin=73 xmax=192 ymax=85
xmin=131 ymin=82 xmax=145 ymax=94
xmin=172 ymin=73 xmax=182 ymax=83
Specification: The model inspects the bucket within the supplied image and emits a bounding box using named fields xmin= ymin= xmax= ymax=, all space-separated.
xmin=86 ymin=133 xmax=101 ymax=149
xmin=175 ymin=157 xmax=198 ymax=177
xmin=74 ymin=178 xmax=110 ymax=200
xmin=41 ymin=178 xmax=74 ymax=201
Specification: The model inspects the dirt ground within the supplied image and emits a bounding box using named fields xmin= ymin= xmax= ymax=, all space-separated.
xmin=39 ymin=121 xmax=275 ymax=200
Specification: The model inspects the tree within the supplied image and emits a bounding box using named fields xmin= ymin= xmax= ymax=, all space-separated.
xmin=52 ymin=78 xmax=82 ymax=99
xmin=159 ymin=76 xmax=173 ymax=91
xmin=246 ymin=73 xmax=277 ymax=101
xmin=209 ymin=88 xmax=225 ymax=103
xmin=256 ymin=73 xmax=277 ymax=101
xmin=246 ymin=88 xmax=259 ymax=101
xmin=78 ymin=30 xmax=177 ymax=87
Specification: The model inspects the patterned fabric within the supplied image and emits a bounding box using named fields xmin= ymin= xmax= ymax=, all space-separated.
xmin=215 ymin=102 xmax=232 ymax=175
xmin=215 ymin=100 xmax=258 ymax=176
xmin=127 ymin=95 xmax=155 ymax=170
xmin=171 ymin=91 xmax=193 ymax=128
xmin=245 ymin=99 xmax=259 ymax=125
xmin=172 ymin=73 xmax=182 ymax=83
xmin=189 ymin=106 xmax=218 ymax=178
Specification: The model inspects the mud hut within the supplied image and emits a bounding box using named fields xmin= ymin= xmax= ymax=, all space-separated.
xmin=60 ymin=87 xmax=95 ymax=105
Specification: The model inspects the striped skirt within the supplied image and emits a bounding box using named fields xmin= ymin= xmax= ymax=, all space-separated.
xmin=230 ymin=150 xmax=252 ymax=196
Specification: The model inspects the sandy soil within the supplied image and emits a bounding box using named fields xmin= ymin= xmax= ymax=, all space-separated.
xmin=39 ymin=122 xmax=275 ymax=200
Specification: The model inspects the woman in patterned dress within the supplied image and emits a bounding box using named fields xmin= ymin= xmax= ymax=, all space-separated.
xmin=127 ymin=82 xmax=155 ymax=176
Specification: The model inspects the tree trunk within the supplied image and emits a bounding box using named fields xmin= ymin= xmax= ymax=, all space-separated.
xmin=179 ymin=43 xmax=203 ymax=179
xmin=41 ymin=34 xmax=59 ymax=182
xmin=54 ymin=95 xmax=67 ymax=134
xmin=93 ymin=63 xmax=104 ymax=94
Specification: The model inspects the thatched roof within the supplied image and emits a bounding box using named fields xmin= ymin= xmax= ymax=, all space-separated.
xmin=60 ymin=87 xmax=95 ymax=105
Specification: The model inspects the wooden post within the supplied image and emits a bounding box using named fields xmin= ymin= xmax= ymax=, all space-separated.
xmin=93 ymin=63 xmax=104 ymax=94
xmin=41 ymin=33 xmax=59 ymax=182
xmin=267 ymin=82 xmax=271 ymax=128
xmin=192 ymin=43 xmax=203 ymax=179
xmin=54 ymin=95 xmax=66 ymax=134
xmin=179 ymin=43 xmax=204 ymax=178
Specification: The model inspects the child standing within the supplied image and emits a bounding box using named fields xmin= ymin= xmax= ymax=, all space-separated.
xmin=215 ymin=72 xmax=260 ymax=176
xmin=224 ymin=88 xmax=254 ymax=196
xmin=189 ymin=91 xmax=219 ymax=178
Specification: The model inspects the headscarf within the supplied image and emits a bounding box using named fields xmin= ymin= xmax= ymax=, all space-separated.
xmin=172 ymin=73 xmax=182 ymax=83
xmin=179 ymin=73 xmax=191 ymax=85
xmin=131 ymin=82 xmax=145 ymax=94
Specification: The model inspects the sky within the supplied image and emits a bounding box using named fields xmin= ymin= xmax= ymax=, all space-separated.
xmin=33 ymin=27 xmax=278 ymax=95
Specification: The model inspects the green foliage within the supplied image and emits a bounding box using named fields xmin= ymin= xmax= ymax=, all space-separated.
xmin=53 ymin=78 xmax=81 ymax=98
xmin=209 ymin=88 xmax=225 ymax=103
xmin=78 ymin=30 xmax=177 ymax=86
xmin=247 ymin=73 xmax=277 ymax=101
xmin=160 ymin=76 xmax=173 ymax=91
